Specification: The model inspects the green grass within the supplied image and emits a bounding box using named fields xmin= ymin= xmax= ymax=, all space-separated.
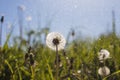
xmin=0 ymin=30 xmax=120 ymax=80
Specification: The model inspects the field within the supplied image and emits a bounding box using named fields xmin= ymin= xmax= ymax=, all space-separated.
xmin=0 ymin=24 xmax=120 ymax=80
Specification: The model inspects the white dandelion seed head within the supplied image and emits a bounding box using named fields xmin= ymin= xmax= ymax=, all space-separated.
xmin=46 ymin=32 xmax=66 ymax=51
xmin=98 ymin=66 xmax=110 ymax=76
xmin=98 ymin=49 xmax=110 ymax=60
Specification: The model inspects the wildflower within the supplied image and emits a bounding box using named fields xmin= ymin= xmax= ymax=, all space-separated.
xmin=46 ymin=32 xmax=66 ymax=51
xmin=98 ymin=49 xmax=110 ymax=60
xmin=46 ymin=32 xmax=66 ymax=80
xmin=98 ymin=66 xmax=110 ymax=76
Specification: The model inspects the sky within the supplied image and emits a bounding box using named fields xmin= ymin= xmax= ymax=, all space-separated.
xmin=0 ymin=0 xmax=120 ymax=44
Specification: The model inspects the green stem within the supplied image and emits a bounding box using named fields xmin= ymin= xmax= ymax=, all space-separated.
xmin=31 ymin=66 xmax=35 ymax=80
xmin=56 ymin=45 xmax=59 ymax=80
xmin=102 ymin=59 xmax=106 ymax=78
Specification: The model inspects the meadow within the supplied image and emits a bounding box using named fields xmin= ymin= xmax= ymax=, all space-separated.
xmin=0 ymin=16 xmax=120 ymax=80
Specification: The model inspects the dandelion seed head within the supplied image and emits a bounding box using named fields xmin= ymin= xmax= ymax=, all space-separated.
xmin=98 ymin=49 xmax=110 ymax=60
xmin=52 ymin=38 xmax=59 ymax=45
xmin=98 ymin=66 xmax=110 ymax=76
xmin=46 ymin=32 xmax=66 ymax=51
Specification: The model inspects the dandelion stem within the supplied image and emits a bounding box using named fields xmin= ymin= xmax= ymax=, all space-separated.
xmin=103 ymin=60 xmax=106 ymax=77
xmin=56 ymin=45 xmax=59 ymax=80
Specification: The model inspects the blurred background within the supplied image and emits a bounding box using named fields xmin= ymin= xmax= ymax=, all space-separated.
xmin=0 ymin=0 xmax=120 ymax=45
xmin=0 ymin=0 xmax=120 ymax=80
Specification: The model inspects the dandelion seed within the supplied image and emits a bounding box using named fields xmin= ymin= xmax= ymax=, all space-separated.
xmin=98 ymin=66 xmax=110 ymax=76
xmin=46 ymin=32 xmax=66 ymax=51
xmin=98 ymin=49 xmax=110 ymax=60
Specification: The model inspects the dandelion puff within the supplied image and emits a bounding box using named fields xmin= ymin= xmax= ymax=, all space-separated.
xmin=46 ymin=32 xmax=66 ymax=80
xmin=46 ymin=32 xmax=66 ymax=51
xmin=98 ymin=66 xmax=110 ymax=76
xmin=98 ymin=49 xmax=110 ymax=60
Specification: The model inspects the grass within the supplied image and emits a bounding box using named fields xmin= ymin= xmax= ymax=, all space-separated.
xmin=0 ymin=28 xmax=120 ymax=80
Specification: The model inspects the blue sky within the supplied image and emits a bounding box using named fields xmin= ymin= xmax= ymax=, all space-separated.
xmin=0 ymin=0 xmax=120 ymax=44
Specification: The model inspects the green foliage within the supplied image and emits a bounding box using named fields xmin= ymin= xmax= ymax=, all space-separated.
xmin=0 ymin=30 xmax=120 ymax=80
